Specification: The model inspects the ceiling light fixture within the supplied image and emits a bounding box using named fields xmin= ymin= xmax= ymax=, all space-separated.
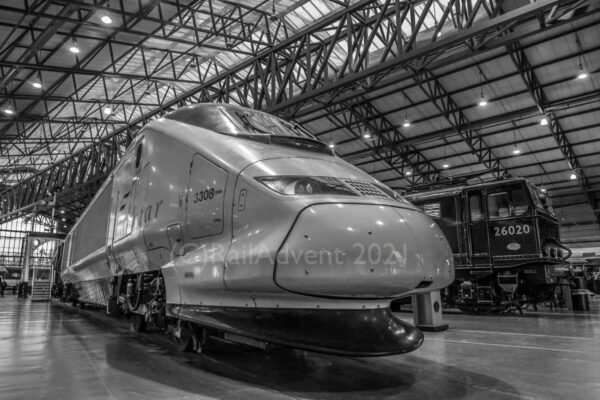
xmin=577 ymin=63 xmax=588 ymax=80
xmin=540 ymin=117 xmax=548 ymax=126
xmin=329 ymin=143 xmax=335 ymax=149
xmin=103 ymin=106 xmax=112 ymax=115
xmin=405 ymin=170 xmax=412 ymax=176
xmin=575 ymin=36 xmax=588 ymax=80
xmin=101 ymin=14 xmax=112 ymax=24
xmin=403 ymin=93 xmax=411 ymax=127
xmin=2 ymin=108 xmax=14 ymax=115
xmin=512 ymin=145 xmax=521 ymax=155
xmin=541 ymin=187 xmax=547 ymax=193
xmin=442 ymin=161 xmax=450 ymax=169
xmin=570 ymin=172 xmax=577 ymax=180
xmin=478 ymin=69 xmax=488 ymax=107
xmin=363 ymin=133 xmax=371 ymax=139
xmin=32 ymin=82 xmax=42 ymax=89
xmin=69 ymin=38 xmax=80 ymax=54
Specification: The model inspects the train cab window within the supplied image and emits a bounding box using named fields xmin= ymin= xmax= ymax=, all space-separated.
xmin=531 ymin=185 xmax=554 ymax=214
xmin=468 ymin=192 xmax=483 ymax=222
xmin=487 ymin=192 xmax=510 ymax=219
xmin=487 ymin=185 xmax=530 ymax=219
xmin=135 ymin=142 xmax=143 ymax=169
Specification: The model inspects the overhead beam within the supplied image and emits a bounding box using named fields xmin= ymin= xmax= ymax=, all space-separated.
xmin=1 ymin=0 xmax=595 ymax=217
xmin=415 ymin=69 xmax=504 ymax=176
xmin=507 ymin=40 xmax=600 ymax=224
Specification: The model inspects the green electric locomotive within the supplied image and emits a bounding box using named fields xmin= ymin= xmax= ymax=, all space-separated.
xmin=405 ymin=177 xmax=570 ymax=313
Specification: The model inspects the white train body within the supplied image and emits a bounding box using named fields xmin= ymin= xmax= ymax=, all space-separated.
xmin=61 ymin=103 xmax=454 ymax=356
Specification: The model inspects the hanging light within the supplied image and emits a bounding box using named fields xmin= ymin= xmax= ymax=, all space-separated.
xmin=32 ymin=81 xmax=42 ymax=89
xmin=541 ymin=187 xmax=547 ymax=193
xmin=540 ymin=117 xmax=548 ymax=126
xmin=329 ymin=143 xmax=335 ymax=149
xmin=512 ymin=145 xmax=521 ymax=155
xmin=478 ymin=93 xmax=487 ymax=107
xmin=101 ymin=14 xmax=112 ymax=24
xmin=402 ymin=93 xmax=411 ymax=127
xmin=69 ymin=38 xmax=80 ymax=54
xmin=577 ymin=63 xmax=588 ymax=80
xmin=575 ymin=37 xmax=588 ymax=80
xmin=570 ymin=172 xmax=577 ymax=180
xmin=2 ymin=108 xmax=14 ymax=115
xmin=442 ymin=160 xmax=450 ymax=169
xmin=478 ymin=70 xmax=488 ymax=107
xmin=103 ymin=106 xmax=112 ymax=115
xmin=363 ymin=133 xmax=371 ymax=139
xmin=405 ymin=170 xmax=412 ymax=176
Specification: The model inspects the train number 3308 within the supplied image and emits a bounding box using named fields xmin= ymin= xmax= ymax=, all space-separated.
xmin=193 ymin=188 xmax=215 ymax=203
xmin=493 ymin=224 xmax=530 ymax=236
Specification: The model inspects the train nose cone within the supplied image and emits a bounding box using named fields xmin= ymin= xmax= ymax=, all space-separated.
xmin=275 ymin=203 xmax=454 ymax=298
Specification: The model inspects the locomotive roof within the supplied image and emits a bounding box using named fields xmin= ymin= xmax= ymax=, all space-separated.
xmin=404 ymin=177 xmax=533 ymax=201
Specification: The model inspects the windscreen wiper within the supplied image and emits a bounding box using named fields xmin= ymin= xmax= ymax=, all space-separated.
xmin=238 ymin=113 xmax=268 ymax=134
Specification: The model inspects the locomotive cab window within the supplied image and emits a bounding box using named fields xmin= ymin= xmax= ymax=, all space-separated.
xmin=487 ymin=185 xmax=530 ymax=219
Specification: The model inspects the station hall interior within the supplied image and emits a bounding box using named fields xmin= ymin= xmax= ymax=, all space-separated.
xmin=0 ymin=1 xmax=600 ymax=399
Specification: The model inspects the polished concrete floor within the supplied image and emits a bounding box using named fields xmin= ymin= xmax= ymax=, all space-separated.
xmin=1 ymin=296 xmax=599 ymax=400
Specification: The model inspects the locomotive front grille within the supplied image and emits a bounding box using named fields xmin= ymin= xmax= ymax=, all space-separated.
xmin=344 ymin=179 xmax=389 ymax=198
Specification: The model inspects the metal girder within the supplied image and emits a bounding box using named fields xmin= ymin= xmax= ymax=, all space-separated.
xmin=266 ymin=0 xmax=590 ymax=116
xmin=507 ymin=40 xmax=600 ymax=224
xmin=414 ymin=69 xmax=503 ymax=177
xmin=344 ymin=86 xmax=600 ymax=165
xmin=326 ymin=96 xmax=439 ymax=185
xmin=0 ymin=127 xmax=134 ymax=220
xmin=369 ymin=110 xmax=600 ymax=180
xmin=0 ymin=0 xmax=595 ymax=219
xmin=0 ymin=0 xmax=290 ymax=169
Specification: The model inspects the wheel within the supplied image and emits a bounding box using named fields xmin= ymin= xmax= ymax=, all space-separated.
xmin=173 ymin=321 xmax=193 ymax=352
xmin=191 ymin=327 xmax=209 ymax=354
xmin=107 ymin=296 xmax=119 ymax=316
xmin=130 ymin=313 xmax=147 ymax=333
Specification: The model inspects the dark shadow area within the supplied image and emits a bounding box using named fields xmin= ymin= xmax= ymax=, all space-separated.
xmin=53 ymin=300 xmax=524 ymax=399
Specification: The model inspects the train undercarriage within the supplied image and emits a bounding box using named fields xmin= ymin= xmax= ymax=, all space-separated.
xmin=448 ymin=264 xmax=565 ymax=314
xmin=61 ymin=272 xmax=215 ymax=353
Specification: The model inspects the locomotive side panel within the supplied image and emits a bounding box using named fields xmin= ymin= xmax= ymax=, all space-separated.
xmin=173 ymin=153 xmax=235 ymax=306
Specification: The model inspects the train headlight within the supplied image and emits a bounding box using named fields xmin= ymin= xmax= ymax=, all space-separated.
xmin=256 ymin=176 xmax=358 ymax=196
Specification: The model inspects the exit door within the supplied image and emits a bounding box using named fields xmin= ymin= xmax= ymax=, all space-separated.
xmin=466 ymin=190 xmax=491 ymax=269
xmin=186 ymin=155 xmax=227 ymax=239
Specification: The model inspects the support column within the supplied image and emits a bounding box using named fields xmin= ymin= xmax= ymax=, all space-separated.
xmin=412 ymin=290 xmax=448 ymax=332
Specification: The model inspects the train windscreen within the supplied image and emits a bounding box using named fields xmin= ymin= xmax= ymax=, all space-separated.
xmin=486 ymin=184 xmax=530 ymax=219
xmin=167 ymin=105 xmax=315 ymax=139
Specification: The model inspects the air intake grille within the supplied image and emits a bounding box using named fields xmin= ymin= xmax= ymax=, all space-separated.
xmin=344 ymin=179 xmax=389 ymax=198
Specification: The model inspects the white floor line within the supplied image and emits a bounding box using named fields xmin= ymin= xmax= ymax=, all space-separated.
xmin=451 ymin=329 xmax=600 ymax=341
xmin=427 ymin=338 xmax=590 ymax=354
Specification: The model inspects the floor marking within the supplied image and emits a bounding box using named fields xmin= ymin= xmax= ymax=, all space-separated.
xmin=427 ymin=338 xmax=590 ymax=354
xmin=451 ymin=329 xmax=600 ymax=341
xmin=77 ymin=338 xmax=117 ymax=399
